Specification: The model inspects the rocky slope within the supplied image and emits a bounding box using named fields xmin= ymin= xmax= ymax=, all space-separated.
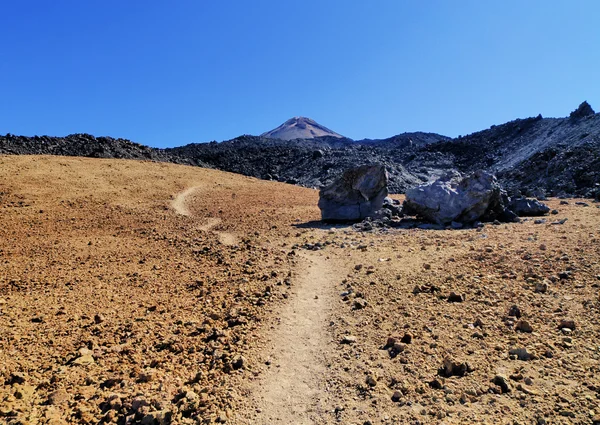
xmin=0 ymin=133 xmax=195 ymax=165
xmin=1 ymin=102 xmax=598 ymax=197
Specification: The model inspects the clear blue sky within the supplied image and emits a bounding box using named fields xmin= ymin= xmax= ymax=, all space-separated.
xmin=1 ymin=1 xmax=598 ymax=147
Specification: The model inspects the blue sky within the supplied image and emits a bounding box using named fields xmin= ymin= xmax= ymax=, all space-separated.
xmin=1 ymin=1 xmax=598 ymax=147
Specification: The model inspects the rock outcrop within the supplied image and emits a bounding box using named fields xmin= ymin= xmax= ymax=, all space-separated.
xmin=403 ymin=171 xmax=505 ymax=225
xmin=570 ymin=101 xmax=595 ymax=119
xmin=318 ymin=164 xmax=388 ymax=222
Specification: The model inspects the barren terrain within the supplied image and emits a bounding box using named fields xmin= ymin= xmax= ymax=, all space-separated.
xmin=1 ymin=155 xmax=600 ymax=424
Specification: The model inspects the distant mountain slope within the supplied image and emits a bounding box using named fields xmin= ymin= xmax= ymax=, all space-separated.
xmin=261 ymin=117 xmax=344 ymax=140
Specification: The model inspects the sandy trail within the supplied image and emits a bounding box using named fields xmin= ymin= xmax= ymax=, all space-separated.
xmin=238 ymin=252 xmax=338 ymax=424
xmin=171 ymin=186 xmax=237 ymax=245
xmin=170 ymin=186 xmax=197 ymax=216
xmin=173 ymin=186 xmax=340 ymax=423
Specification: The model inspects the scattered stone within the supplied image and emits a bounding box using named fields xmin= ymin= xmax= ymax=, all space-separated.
xmin=71 ymin=354 xmax=95 ymax=366
xmin=401 ymin=333 xmax=413 ymax=344
xmin=48 ymin=389 xmax=69 ymax=405
xmin=428 ymin=378 xmax=444 ymax=389
xmin=7 ymin=372 xmax=26 ymax=385
xmin=231 ymin=355 xmax=246 ymax=370
xmin=559 ymin=319 xmax=576 ymax=331
xmin=365 ymin=375 xmax=377 ymax=387
xmin=447 ymin=292 xmax=464 ymax=303
xmin=560 ymin=200 xmax=569 ymax=205
xmin=575 ymin=201 xmax=589 ymax=207
xmin=491 ymin=375 xmax=511 ymax=393
xmin=509 ymin=347 xmax=534 ymax=361
xmin=507 ymin=304 xmax=522 ymax=318
xmin=438 ymin=356 xmax=472 ymax=377
xmin=515 ymin=320 xmax=533 ymax=333
xmin=341 ymin=335 xmax=357 ymax=344
xmin=551 ymin=209 xmax=559 ymax=215
xmin=391 ymin=390 xmax=402 ymax=402
xmin=534 ymin=282 xmax=548 ymax=293
xmin=94 ymin=313 xmax=105 ymax=324
xmin=352 ymin=298 xmax=367 ymax=310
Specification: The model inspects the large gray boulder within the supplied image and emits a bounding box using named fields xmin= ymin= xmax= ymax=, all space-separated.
xmin=318 ymin=164 xmax=388 ymax=222
xmin=404 ymin=170 xmax=504 ymax=225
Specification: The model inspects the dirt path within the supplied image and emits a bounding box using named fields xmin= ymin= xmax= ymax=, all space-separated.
xmin=172 ymin=186 xmax=341 ymax=423
xmin=171 ymin=187 xmax=237 ymax=245
xmin=238 ymin=252 xmax=338 ymax=424
xmin=170 ymin=186 xmax=198 ymax=216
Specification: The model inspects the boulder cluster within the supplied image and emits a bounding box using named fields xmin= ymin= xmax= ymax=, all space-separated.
xmin=319 ymin=165 xmax=550 ymax=226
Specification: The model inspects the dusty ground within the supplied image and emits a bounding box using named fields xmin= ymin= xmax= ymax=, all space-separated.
xmin=1 ymin=155 xmax=599 ymax=425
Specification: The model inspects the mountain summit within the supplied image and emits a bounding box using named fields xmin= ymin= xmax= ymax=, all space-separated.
xmin=261 ymin=117 xmax=344 ymax=140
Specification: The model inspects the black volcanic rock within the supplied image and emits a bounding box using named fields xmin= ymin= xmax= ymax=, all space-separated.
xmin=166 ymin=132 xmax=450 ymax=193
xmin=570 ymin=101 xmax=595 ymax=119
xmin=1 ymin=102 xmax=599 ymax=197
xmin=0 ymin=133 xmax=197 ymax=165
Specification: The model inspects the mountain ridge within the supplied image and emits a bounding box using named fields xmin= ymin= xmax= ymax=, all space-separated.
xmin=1 ymin=101 xmax=598 ymax=198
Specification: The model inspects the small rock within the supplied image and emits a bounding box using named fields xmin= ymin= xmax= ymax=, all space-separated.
xmin=231 ymin=355 xmax=246 ymax=370
xmin=551 ymin=209 xmax=559 ymax=215
xmin=559 ymin=319 xmax=576 ymax=330
xmin=365 ymin=375 xmax=377 ymax=387
xmin=534 ymin=282 xmax=548 ymax=293
xmin=352 ymin=298 xmax=367 ymax=310
xmin=94 ymin=314 xmax=105 ymax=324
xmin=401 ymin=333 xmax=413 ymax=344
xmin=138 ymin=369 xmax=156 ymax=383
xmin=491 ymin=375 xmax=511 ymax=393
xmin=8 ymin=372 xmax=26 ymax=385
xmin=515 ymin=320 xmax=533 ymax=333
xmin=507 ymin=304 xmax=521 ymax=318
xmin=72 ymin=354 xmax=95 ymax=366
xmin=341 ymin=335 xmax=356 ymax=344
xmin=559 ymin=410 xmax=575 ymax=418
xmin=131 ymin=396 xmax=149 ymax=412
xmin=391 ymin=390 xmax=402 ymax=402
xmin=447 ymin=292 xmax=464 ymax=303
xmin=48 ymin=389 xmax=69 ymax=405
xmin=423 ymin=263 xmax=431 ymax=270
xmin=428 ymin=379 xmax=444 ymax=389
xmin=509 ymin=347 xmax=534 ymax=361
xmin=439 ymin=356 xmax=472 ymax=377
